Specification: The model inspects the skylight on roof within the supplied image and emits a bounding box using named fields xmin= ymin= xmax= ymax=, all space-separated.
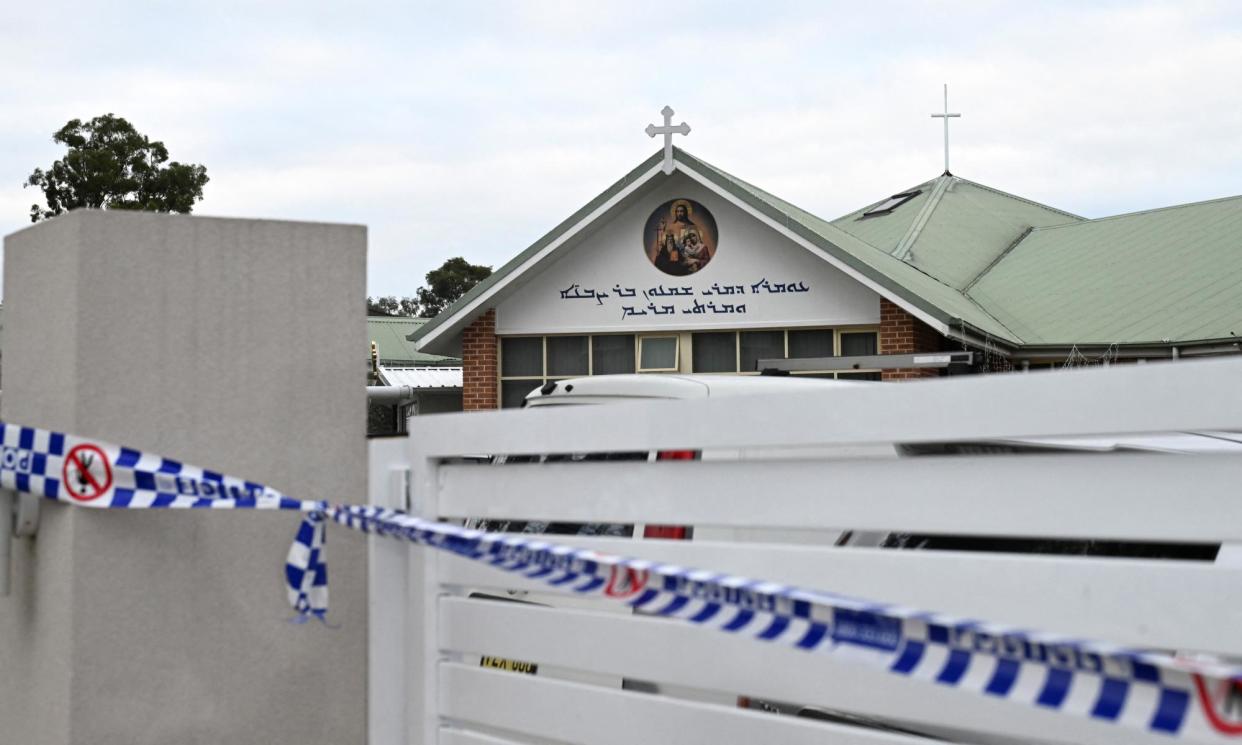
xmin=862 ymin=190 xmax=921 ymax=217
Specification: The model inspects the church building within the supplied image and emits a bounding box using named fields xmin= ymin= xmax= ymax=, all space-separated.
xmin=409 ymin=116 xmax=1242 ymax=410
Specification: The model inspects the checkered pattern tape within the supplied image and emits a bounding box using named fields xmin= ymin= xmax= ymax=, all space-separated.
xmin=0 ymin=422 xmax=330 ymax=617
xmin=2 ymin=422 xmax=1240 ymax=740
xmin=329 ymin=504 xmax=1242 ymax=742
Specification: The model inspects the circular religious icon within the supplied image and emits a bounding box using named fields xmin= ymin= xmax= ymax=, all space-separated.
xmin=643 ymin=198 xmax=719 ymax=276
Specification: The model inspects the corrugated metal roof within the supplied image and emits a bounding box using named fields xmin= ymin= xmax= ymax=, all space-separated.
xmin=681 ymin=152 xmax=1022 ymax=342
xmin=409 ymin=145 xmax=1242 ymax=354
xmin=368 ymin=316 xmax=459 ymax=365
xmin=832 ymin=176 xmax=1083 ymax=289
xmin=409 ymin=147 xmax=1023 ymax=351
xmin=377 ymin=365 xmax=463 ymax=389
xmin=967 ymin=194 xmax=1242 ymax=345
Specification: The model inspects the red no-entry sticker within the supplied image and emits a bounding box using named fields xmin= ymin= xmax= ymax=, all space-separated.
xmin=62 ymin=444 xmax=113 ymax=502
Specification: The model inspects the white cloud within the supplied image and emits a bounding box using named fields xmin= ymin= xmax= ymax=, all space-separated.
xmin=1 ymin=1 xmax=1240 ymax=296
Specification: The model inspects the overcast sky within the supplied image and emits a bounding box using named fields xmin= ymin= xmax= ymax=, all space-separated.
xmin=1 ymin=1 xmax=1240 ymax=297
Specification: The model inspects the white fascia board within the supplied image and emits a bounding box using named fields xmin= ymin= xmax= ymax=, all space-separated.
xmin=676 ymin=161 xmax=953 ymax=338
xmin=416 ymin=162 xmax=666 ymax=352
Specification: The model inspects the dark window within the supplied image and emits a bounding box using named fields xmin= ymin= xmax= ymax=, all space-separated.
xmin=501 ymin=379 xmax=542 ymax=409
xmin=788 ymin=329 xmax=834 ymax=359
xmin=739 ymin=331 xmax=784 ymax=372
xmin=592 ymin=335 xmax=635 ymax=375
xmin=546 ymin=336 xmax=588 ymax=377
xmin=841 ymin=332 xmax=878 ymax=357
xmin=692 ymin=332 xmax=737 ymax=373
xmin=501 ymin=337 xmax=542 ymax=377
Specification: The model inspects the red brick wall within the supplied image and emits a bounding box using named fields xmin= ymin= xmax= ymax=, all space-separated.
xmin=461 ymin=309 xmax=498 ymax=411
xmin=879 ymin=298 xmax=943 ymax=381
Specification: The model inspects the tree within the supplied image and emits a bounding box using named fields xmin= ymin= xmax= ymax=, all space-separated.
xmin=24 ymin=113 xmax=209 ymax=222
xmin=415 ymin=257 xmax=492 ymax=318
xmin=366 ymin=296 xmax=419 ymax=317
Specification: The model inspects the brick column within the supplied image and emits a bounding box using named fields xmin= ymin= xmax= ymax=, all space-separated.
xmin=879 ymin=298 xmax=943 ymax=381
xmin=462 ymin=309 xmax=498 ymax=410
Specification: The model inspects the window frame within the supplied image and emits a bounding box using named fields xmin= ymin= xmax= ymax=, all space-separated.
xmin=497 ymin=327 xmax=883 ymax=407
xmin=637 ymin=334 xmax=680 ymax=373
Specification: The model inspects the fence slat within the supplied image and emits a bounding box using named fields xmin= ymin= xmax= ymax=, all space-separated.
xmin=437 ymin=541 xmax=1242 ymax=654
xmin=414 ymin=358 xmax=1242 ymax=456
xmin=438 ymin=609 xmax=1164 ymax=745
xmin=439 ymin=452 xmax=1242 ymax=542
xmin=395 ymin=361 xmax=1242 ymax=744
xmin=441 ymin=661 xmax=977 ymax=745
xmin=439 ymin=728 xmax=524 ymax=745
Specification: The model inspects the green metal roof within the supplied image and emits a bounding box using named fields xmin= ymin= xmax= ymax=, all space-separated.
xmin=368 ymin=316 xmax=458 ymax=365
xmin=677 ymin=151 xmax=1021 ymax=342
xmin=967 ymin=194 xmax=1242 ymax=345
xmin=411 ymin=147 xmax=1021 ymax=351
xmin=411 ymin=146 xmax=1242 ymax=355
xmin=409 ymin=150 xmax=667 ymax=348
xmin=832 ymin=176 xmax=1083 ymax=290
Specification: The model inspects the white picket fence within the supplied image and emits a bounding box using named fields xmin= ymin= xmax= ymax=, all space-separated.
xmin=368 ymin=358 xmax=1242 ymax=745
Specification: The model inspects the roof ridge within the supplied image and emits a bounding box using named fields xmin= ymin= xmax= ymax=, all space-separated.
xmin=962 ymin=226 xmax=1034 ymax=294
xmin=1031 ymin=191 xmax=1242 ymax=231
xmin=892 ymin=175 xmax=953 ymax=260
xmin=951 ymin=176 xmax=1085 ymax=221
xmin=680 ymin=153 xmax=1024 ymax=342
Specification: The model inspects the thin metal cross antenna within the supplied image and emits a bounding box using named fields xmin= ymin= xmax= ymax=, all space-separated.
xmin=645 ymin=105 xmax=691 ymax=174
xmin=930 ymin=84 xmax=961 ymax=175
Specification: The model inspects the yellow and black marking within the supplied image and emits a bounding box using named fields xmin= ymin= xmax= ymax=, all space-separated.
xmin=479 ymin=656 xmax=538 ymax=675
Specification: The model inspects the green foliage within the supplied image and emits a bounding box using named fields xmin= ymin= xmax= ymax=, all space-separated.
xmin=366 ymin=258 xmax=491 ymax=318
xmin=367 ymin=296 xmax=420 ymax=317
xmin=415 ymin=257 xmax=492 ymax=318
xmin=24 ymin=113 xmax=209 ymax=222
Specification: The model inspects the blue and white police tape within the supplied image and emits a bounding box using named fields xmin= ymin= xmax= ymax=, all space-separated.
xmin=328 ymin=503 xmax=1242 ymax=742
xmin=0 ymin=421 xmax=331 ymax=617
xmin=3 ymin=421 xmax=1242 ymax=740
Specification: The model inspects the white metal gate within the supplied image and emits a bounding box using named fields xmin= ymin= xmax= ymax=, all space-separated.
xmin=370 ymin=358 xmax=1242 ymax=745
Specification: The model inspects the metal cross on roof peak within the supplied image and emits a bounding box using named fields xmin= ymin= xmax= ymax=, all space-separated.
xmin=930 ymin=84 xmax=961 ymax=175
xmin=645 ymin=105 xmax=691 ymax=175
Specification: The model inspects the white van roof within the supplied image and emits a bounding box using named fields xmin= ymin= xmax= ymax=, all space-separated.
xmin=523 ymin=374 xmax=1242 ymax=454
xmin=523 ymin=374 xmax=867 ymax=407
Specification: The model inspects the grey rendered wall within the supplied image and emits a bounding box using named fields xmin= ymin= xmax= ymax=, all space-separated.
xmin=0 ymin=210 xmax=368 ymax=745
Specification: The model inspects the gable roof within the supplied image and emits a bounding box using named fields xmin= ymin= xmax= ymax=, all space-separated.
xmin=408 ymin=149 xmax=668 ymax=352
xmin=410 ymin=146 xmax=1242 ymax=355
xmin=410 ymin=147 xmax=1021 ymax=354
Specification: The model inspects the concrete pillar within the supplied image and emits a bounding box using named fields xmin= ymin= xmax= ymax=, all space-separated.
xmin=0 ymin=210 xmax=367 ymax=745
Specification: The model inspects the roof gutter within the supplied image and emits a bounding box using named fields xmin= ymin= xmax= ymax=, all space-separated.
xmin=1011 ymin=337 xmax=1242 ymax=363
xmin=942 ymin=317 xmax=1020 ymax=356
xmin=367 ymin=385 xmax=417 ymax=404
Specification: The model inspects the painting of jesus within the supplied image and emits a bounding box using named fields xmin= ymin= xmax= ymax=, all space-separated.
xmin=643 ymin=198 xmax=719 ymax=277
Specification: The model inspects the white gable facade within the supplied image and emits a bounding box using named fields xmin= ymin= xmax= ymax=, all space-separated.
xmin=414 ymin=153 xmax=946 ymax=410
xmin=495 ymin=173 xmax=881 ymax=336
